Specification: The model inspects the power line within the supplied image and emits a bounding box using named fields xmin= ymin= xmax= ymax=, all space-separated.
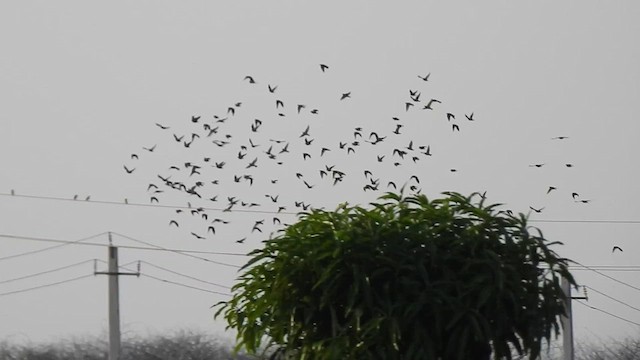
xmin=0 ymin=259 xmax=98 ymax=285
xmin=112 ymin=232 xmax=242 ymax=268
xmin=575 ymin=300 xmax=640 ymax=327
xmin=139 ymin=261 xmax=231 ymax=290
xmin=0 ymin=233 xmax=247 ymax=258
xmin=585 ymin=285 xmax=640 ymax=314
xmin=572 ymin=260 xmax=640 ymax=293
xmin=133 ymin=270 xmax=230 ymax=297
xmin=4 ymin=191 xmax=640 ymax=224
xmin=529 ymin=219 xmax=640 ymax=224
xmin=0 ymin=274 xmax=94 ymax=297
xmin=570 ymin=265 xmax=640 ymax=272
xmin=0 ymin=232 xmax=108 ymax=262
xmin=0 ymin=192 xmax=300 ymax=216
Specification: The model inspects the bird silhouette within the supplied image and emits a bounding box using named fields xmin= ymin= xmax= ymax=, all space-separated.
xmin=418 ymin=73 xmax=430 ymax=81
xmin=123 ymin=165 xmax=135 ymax=174
xmin=340 ymin=92 xmax=351 ymax=100
xmin=529 ymin=206 xmax=544 ymax=213
xmin=465 ymin=113 xmax=475 ymax=121
xmin=268 ymin=84 xmax=277 ymax=93
xmin=244 ymin=75 xmax=256 ymax=83
xmin=423 ymin=99 xmax=441 ymax=110
xmin=300 ymin=125 xmax=310 ymax=138
xmin=612 ymin=246 xmax=623 ymax=253
xmin=320 ymin=64 xmax=329 ymax=72
xmin=547 ymin=186 xmax=557 ymax=194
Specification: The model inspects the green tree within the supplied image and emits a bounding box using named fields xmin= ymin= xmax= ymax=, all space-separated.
xmin=215 ymin=192 xmax=576 ymax=359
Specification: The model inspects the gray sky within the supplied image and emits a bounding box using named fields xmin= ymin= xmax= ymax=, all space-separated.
xmin=1 ymin=1 xmax=640 ymax=347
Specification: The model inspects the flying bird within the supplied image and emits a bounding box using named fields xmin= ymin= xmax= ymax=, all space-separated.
xmin=246 ymin=157 xmax=258 ymax=169
xmin=123 ymin=165 xmax=135 ymax=174
xmin=612 ymin=246 xmax=623 ymax=253
xmin=169 ymin=220 xmax=179 ymax=227
xmin=340 ymin=92 xmax=351 ymax=100
xmin=143 ymin=144 xmax=157 ymax=152
xmin=155 ymin=123 xmax=170 ymax=129
xmin=465 ymin=113 xmax=475 ymax=121
xmin=320 ymin=64 xmax=329 ymax=72
xmin=191 ymin=232 xmax=205 ymax=239
xmin=299 ymin=125 xmax=310 ymax=138
xmin=552 ymin=136 xmax=569 ymax=140
xmin=418 ymin=73 xmax=430 ymax=81
xmin=446 ymin=113 xmax=455 ymax=121
xmin=244 ymin=75 xmax=256 ymax=83
xmin=547 ymin=186 xmax=557 ymax=194
xmin=452 ymin=124 xmax=460 ymax=132
xmin=529 ymin=206 xmax=544 ymax=213
xmin=268 ymin=84 xmax=277 ymax=93
xmin=423 ymin=99 xmax=441 ymax=110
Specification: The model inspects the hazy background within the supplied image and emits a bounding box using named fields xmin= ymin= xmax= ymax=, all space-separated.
xmin=1 ymin=1 xmax=639 ymax=347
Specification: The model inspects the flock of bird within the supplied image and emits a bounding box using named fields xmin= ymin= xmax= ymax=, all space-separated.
xmin=120 ymin=64 xmax=604 ymax=249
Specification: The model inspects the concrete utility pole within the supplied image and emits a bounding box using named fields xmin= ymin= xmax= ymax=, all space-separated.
xmin=561 ymin=277 xmax=588 ymax=360
xmin=94 ymin=232 xmax=139 ymax=360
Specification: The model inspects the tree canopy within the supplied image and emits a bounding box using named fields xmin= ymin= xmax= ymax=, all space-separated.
xmin=215 ymin=191 xmax=576 ymax=359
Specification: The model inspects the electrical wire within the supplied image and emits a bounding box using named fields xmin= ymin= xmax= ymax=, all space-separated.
xmin=0 ymin=192 xmax=300 ymax=216
xmin=0 ymin=232 xmax=108 ymax=262
xmin=575 ymin=300 xmax=640 ymax=327
xmin=585 ymin=285 xmax=640 ymax=314
xmin=4 ymin=191 xmax=640 ymax=224
xmin=112 ymin=232 xmax=242 ymax=268
xmin=570 ymin=265 xmax=640 ymax=272
xmin=572 ymin=261 xmax=640 ymax=293
xmin=0 ymin=233 xmax=247 ymax=258
xmin=0 ymin=259 xmax=97 ymax=285
xmin=0 ymin=274 xmax=94 ymax=297
xmin=139 ymin=261 xmax=231 ymax=290
xmin=138 ymin=272 xmax=230 ymax=297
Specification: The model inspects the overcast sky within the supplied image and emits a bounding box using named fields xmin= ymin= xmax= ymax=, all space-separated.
xmin=1 ymin=1 xmax=640 ymax=348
